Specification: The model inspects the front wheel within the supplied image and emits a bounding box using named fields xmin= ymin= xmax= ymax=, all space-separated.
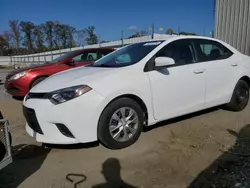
xmin=30 ymin=77 xmax=47 ymax=89
xmin=98 ymin=98 xmax=144 ymax=149
xmin=224 ymin=80 xmax=249 ymax=111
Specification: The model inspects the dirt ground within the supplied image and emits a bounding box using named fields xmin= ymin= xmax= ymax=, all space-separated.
xmin=1 ymin=69 xmax=250 ymax=188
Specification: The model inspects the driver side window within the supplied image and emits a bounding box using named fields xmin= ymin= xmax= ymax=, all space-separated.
xmin=156 ymin=39 xmax=196 ymax=66
xmin=73 ymin=51 xmax=98 ymax=62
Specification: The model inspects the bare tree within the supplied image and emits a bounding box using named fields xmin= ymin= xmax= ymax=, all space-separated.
xmin=9 ymin=20 xmax=21 ymax=50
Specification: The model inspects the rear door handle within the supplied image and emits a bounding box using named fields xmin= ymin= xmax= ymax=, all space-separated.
xmin=231 ymin=63 xmax=238 ymax=67
xmin=194 ymin=69 xmax=205 ymax=74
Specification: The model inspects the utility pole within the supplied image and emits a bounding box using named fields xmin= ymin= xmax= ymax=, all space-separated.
xmin=151 ymin=23 xmax=155 ymax=39
xmin=178 ymin=26 xmax=181 ymax=35
xmin=121 ymin=30 xmax=124 ymax=46
xmin=203 ymin=27 xmax=206 ymax=37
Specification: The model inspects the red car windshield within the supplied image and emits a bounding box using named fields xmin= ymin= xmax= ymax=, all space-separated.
xmin=48 ymin=51 xmax=75 ymax=63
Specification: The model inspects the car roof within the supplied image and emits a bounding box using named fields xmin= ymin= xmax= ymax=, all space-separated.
xmin=133 ymin=35 xmax=239 ymax=54
xmin=143 ymin=35 xmax=221 ymax=42
xmin=74 ymin=47 xmax=115 ymax=53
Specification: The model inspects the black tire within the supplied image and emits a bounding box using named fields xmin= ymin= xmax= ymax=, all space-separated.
xmin=98 ymin=98 xmax=144 ymax=149
xmin=8 ymin=132 xmax=12 ymax=146
xmin=0 ymin=141 xmax=6 ymax=161
xmin=224 ymin=80 xmax=249 ymax=111
xmin=30 ymin=77 xmax=47 ymax=88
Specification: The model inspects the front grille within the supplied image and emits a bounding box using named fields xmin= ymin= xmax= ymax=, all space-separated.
xmin=25 ymin=92 xmax=47 ymax=101
xmin=55 ymin=123 xmax=75 ymax=138
xmin=0 ymin=118 xmax=12 ymax=164
xmin=8 ymin=87 xmax=20 ymax=94
xmin=23 ymin=106 xmax=43 ymax=134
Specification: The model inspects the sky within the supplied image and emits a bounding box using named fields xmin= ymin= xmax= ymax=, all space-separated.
xmin=0 ymin=0 xmax=215 ymax=41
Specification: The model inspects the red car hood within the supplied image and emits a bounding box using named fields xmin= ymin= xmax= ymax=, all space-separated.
xmin=6 ymin=63 xmax=56 ymax=79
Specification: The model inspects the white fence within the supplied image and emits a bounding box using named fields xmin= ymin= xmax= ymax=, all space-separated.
xmin=0 ymin=34 xmax=173 ymax=67
xmin=0 ymin=57 xmax=11 ymax=67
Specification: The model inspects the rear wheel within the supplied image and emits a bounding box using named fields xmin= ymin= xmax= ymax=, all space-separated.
xmin=98 ymin=98 xmax=144 ymax=149
xmin=224 ymin=80 xmax=249 ymax=111
xmin=30 ymin=77 xmax=47 ymax=88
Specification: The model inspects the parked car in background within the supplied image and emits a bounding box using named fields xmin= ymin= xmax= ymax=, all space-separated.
xmin=23 ymin=36 xmax=250 ymax=149
xmin=5 ymin=48 xmax=115 ymax=97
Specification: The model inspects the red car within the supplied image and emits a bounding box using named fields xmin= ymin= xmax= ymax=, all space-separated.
xmin=5 ymin=48 xmax=115 ymax=97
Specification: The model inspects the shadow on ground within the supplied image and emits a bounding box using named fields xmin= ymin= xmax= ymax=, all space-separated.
xmin=0 ymin=144 xmax=50 ymax=188
xmin=44 ymin=141 xmax=100 ymax=150
xmin=92 ymin=158 xmax=137 ymax=188
xmin=12 ymin=96 xmax=24 ymax=101
xmin=188 ymin=124 xmax=250 ymax=188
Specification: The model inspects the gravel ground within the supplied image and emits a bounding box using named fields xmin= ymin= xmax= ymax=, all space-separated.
xmin=0 ymin=69 xmax=250 ymax=188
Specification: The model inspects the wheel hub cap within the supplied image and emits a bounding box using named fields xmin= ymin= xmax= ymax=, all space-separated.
xmin=109 ymin=107 xmax=139 ymax=142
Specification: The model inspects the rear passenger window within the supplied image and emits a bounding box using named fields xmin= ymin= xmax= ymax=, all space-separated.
xmin=194 ymin=39 xmax=233 ymax=62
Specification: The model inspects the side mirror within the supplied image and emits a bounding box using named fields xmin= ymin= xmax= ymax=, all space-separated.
xmin=66 ymin=59 xmax=75 ymax=66
xmin=155 ymin=57 xmax=175 ymax=68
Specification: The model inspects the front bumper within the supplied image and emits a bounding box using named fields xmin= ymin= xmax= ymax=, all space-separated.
xmin=5 ymin=79 xmax=29 ymax=97
xmin=23 ymin=90 xmax=107 ymax=144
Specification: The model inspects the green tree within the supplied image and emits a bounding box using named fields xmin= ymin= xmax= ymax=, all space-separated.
xmin=85 ymin=26 xmax=98 ymax=45
xmin=0 ymin=35 xmax=9 ymax=55
xmin=20 ymin=21 xmax=35 ymax=52
xmin=179 ymin=31 xmax=197 ymax=36
xmin=128 ymin=30 xmax=148 ymax=38
xmin=67 ymin=25 xmax=76 ymax=48
xmin=33 ymin=25 xmax=45 ymax=52
xmin=3 ymin=31 xmax=12 ymax=50
xmin=75 ymin=29 xmax=86 ymax=46
xmin=9 ymin=20 xmax=21 ymax=50
xmin=54 ymin=22 xmax=65 ymax=48
xmin=42 ymin=21 xmax=54 ymax=49
xmin=53 ymin=23 xmax=76 ymax=48
xmin=166 ymin=28 xmax=174 ymax=35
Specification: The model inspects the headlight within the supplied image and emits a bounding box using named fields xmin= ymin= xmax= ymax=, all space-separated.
xmin=46 ymin=85 xmax=92 ymax=105
xmin=8 ymin=70 xmax=29 ymax=81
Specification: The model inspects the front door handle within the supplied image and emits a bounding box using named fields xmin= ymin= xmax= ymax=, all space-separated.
xmin=194 ymin=69 xmax=205 ymax=74
xmin=231 ymin=63 xmax=238 ymax=67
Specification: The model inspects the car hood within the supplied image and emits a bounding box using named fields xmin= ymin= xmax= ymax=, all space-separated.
xmin=30 ymin=66 xmax=122 ymax=93
xmin=7 ymin=63 xmax=56 ymax=78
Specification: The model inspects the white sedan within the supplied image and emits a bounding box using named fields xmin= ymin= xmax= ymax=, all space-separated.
xmin=23 ymin=36 xmax=250 ymax=149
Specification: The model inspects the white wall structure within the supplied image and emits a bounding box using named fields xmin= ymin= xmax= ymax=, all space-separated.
xmin=215 ymin=0 xmax=250 ymax=56
xmin=0 ymin=56 xmax=11 ymax=67
xmin=0 ymin=34 xmax=174 ymax=67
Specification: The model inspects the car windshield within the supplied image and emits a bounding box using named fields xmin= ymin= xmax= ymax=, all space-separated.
xmin=91 ymin=41 xmax=163 ymax=67
xmin=47 ymin=51 xmax=75 ymax=63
